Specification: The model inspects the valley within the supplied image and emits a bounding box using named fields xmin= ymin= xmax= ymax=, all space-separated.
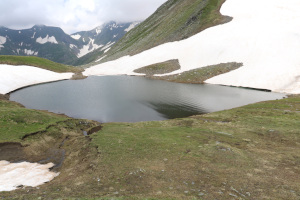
xmin=0 ymin=0 xmax=299 ymax=199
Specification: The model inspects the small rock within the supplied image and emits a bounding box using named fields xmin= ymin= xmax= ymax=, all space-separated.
xmin=157 ymin=191 xmax=162 ymax=195
xmin=184 ymin=191 xmax=189 ymax=194
xmin=198 ymin=192 xmax=205 ymax=196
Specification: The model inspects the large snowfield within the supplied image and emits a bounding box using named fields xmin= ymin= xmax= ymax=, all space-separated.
xmin=0 ymin=161 xmax=59 ymax=192
xmin=84 ymin=0 xmax=300 ymax=94
xmin=0 ymin=65 xmax=73 ymax=94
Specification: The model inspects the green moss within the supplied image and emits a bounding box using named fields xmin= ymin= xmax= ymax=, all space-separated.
xmin=153 ymin=62 xmax=242 ymax=83
xmin=0 ymin=55 xmax=80 ymax=73
xmin=134 ymin=59 xmax=181 ymax=76
xmin=0 ymin=99 xmax=67 ymax=143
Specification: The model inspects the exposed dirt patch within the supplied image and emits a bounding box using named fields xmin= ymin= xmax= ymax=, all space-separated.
xmin=71 ymin=72 xmax=87 ymax=80
xmin=0 ymin=94 xmax=9 ymax=100
xmin=0 ymin=142 xmax=26 ymax=162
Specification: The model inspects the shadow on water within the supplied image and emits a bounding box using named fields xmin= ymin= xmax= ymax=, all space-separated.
xmin=145 ymin=101 xmax=208 ymax=119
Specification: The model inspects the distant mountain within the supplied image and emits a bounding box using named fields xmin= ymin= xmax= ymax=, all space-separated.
xmin=0 ymin=25 xmax=79 ymax=64
xmin=0 ymin=21 xmax=139 ymax=65
xmin=71 ymin=22 xmax=139 ymax=65
xmin=71 ymin=21 xmax=139 ymax=66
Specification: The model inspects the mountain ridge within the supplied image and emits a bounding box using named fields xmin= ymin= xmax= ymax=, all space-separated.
xmin=0 ymin=21 xmax=139 ymax=65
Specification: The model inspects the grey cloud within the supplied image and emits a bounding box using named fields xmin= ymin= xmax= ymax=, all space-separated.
xmin=0 ymin=0 xmax=167 ymax=34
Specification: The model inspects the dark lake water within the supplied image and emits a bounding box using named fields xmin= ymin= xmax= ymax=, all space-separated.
xmin=10 ymin=76 xmax=285 ymax=123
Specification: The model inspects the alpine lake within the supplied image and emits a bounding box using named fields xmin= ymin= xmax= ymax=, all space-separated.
xmin=10 ymin=76 xmax=286 ymax=123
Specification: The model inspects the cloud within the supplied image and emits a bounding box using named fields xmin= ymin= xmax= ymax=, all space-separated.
xmin=0 ymin=0 xmax=167 ymax=34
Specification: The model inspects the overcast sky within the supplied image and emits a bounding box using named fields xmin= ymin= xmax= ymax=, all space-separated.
xmin=0 ymin=0 xmax=167 ymax=34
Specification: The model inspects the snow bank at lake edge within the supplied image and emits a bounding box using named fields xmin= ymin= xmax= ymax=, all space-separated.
xmin=0 ymin=64 xmax=73 ymax=94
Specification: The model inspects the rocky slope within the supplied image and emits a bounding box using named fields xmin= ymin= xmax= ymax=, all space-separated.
xmin=92 ymin=0 xmax=228 ymax=64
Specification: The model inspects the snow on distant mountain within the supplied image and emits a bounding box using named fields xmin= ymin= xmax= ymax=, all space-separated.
xmin=0 ymin=21 xmax=139 ymax=65
xmin=0 ymin=25 xmax=79 ymax=64
xmin=70 ymin=21 xmax=140 ymax=60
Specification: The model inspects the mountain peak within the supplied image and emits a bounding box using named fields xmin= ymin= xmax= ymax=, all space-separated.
xmin=33 ymin=24 xmax=46 ymax=28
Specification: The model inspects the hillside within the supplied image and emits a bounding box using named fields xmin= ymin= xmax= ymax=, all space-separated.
xmin=84 ymin=0 xmax=300 ymax=94
xmin=92 ymin=0 xmax=228 ymax=64
xmin=0 ymin=55 xmax=79 ymax=73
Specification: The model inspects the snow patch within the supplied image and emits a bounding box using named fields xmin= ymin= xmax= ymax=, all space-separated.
xmin=104 ymin=47 xmax=111 ymax=53
xmin=31 ymin=32 xmax=36 ymax=39
xmin=0 ymin=64 xmax=73 ymax=94
xmin=19 ymin=31 xmax=21 ymax=34
xmin=0 ymin=161 xmax=59 ymax=192
xmin=84 ymin=0 xmax=300 ymax=94
xmin=71 ymin=34 xmax=81 ymax=40
xmin=77 ymin=38 xmax=103 ymax=58
xmin=36 ymin=35 xmax=58 ymax=44
xmin=0 ymin=36 xmax=6 ymax=50
xmin=0 ymin=36 xmax=6 ymax=45
xmin=24 ymin=49 xmax=38 ymax=56
xmin=70 ymin=44 xmax=77 ymax=49
xmin=101 ymin=41 xmax=115 ymax=51
xmin=125 ymin=22 xmax=139 ymax=32
xmin=95 ymin=55 xmax=107 ymax=62
xmin=96 ymin=28 xmax=102 ymax=35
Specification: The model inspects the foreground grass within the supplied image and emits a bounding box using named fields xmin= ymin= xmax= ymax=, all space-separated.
xmin=0 ymin=55 xmax=80 ymax=73
xmin=0 ymin=95 xmax=299 ymax=199
xmin=0 ymin=99 xmax=67 ymax=143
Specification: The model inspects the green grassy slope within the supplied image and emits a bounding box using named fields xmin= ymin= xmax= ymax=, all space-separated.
xmin=0 ymin=98 xmax=67 ymax=143
xmin=94 ymin=0 xmax=228 ymax=64
xmin=1 ymin=95 xmax=299 ymax=199
xmin=0 ymin=55 xmax=80 ymax=73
